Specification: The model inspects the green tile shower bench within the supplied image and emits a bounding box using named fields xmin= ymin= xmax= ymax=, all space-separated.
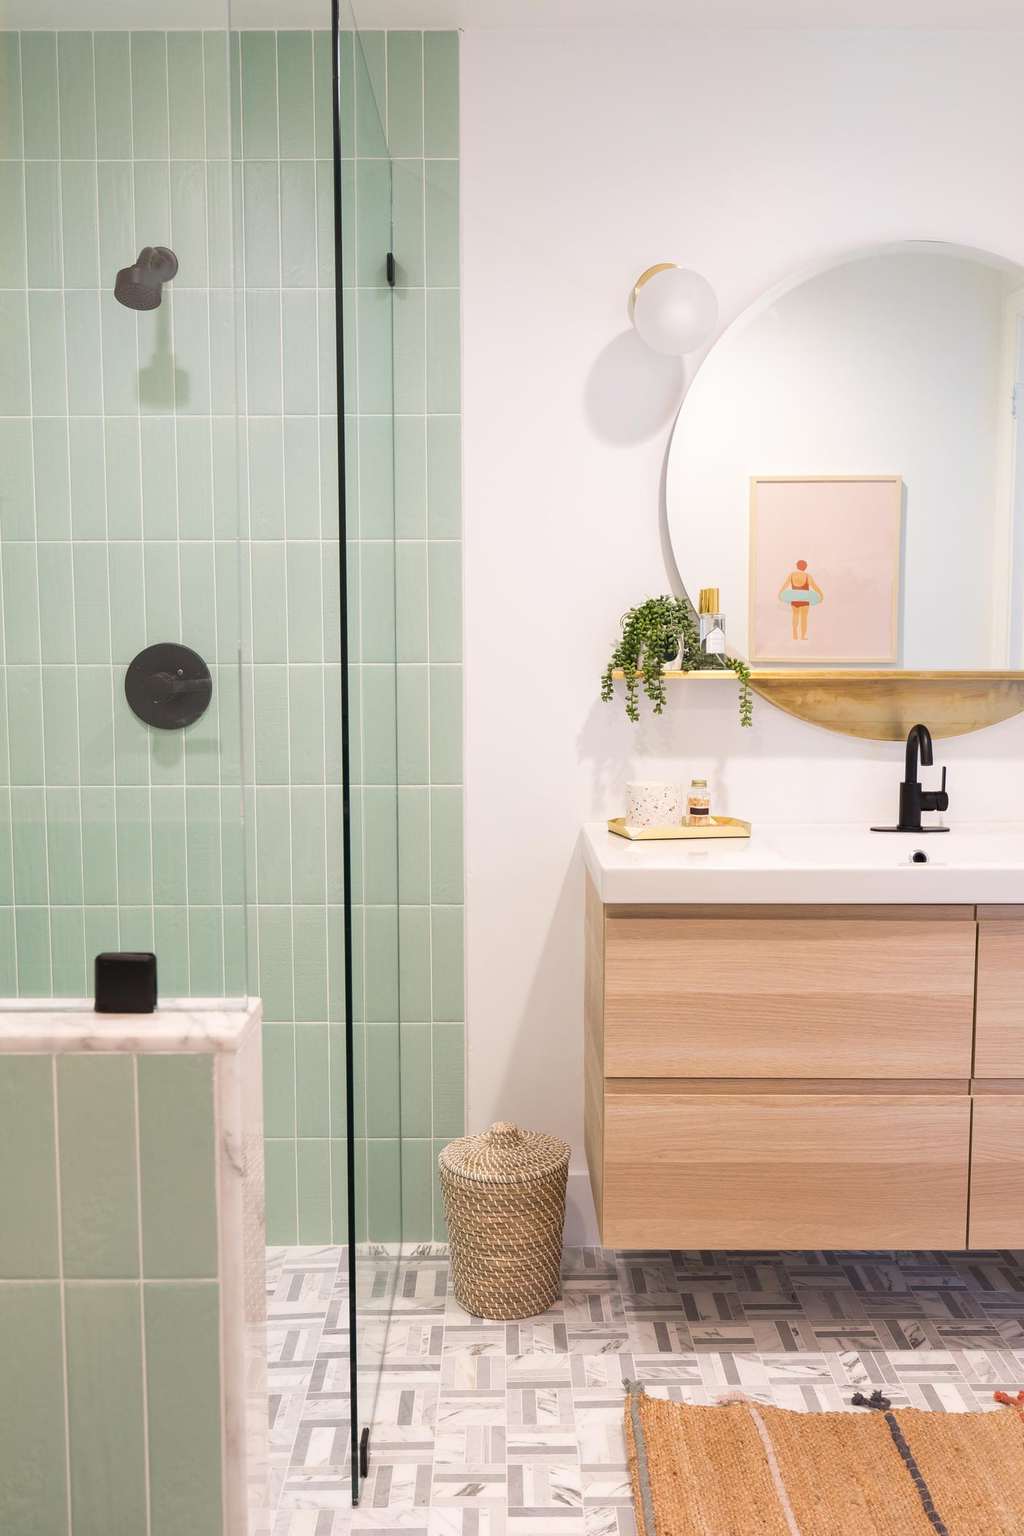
xmin=0 ymin=1001 xmax=266 ymax=1536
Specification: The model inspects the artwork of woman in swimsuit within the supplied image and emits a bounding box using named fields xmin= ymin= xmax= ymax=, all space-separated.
xmin=778 ymin=559 xmax=824 ymax=640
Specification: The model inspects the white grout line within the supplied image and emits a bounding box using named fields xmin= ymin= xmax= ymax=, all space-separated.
xmin=50 ymin=1056 xmax=74 ymax=1536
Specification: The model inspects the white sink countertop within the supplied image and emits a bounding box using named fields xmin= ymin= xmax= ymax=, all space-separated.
xmin=582 ymin=822 xmax=1024 ymax=904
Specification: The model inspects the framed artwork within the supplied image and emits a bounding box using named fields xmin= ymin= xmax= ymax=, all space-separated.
xmin=748 ymin=475 xmax=903 ymax=665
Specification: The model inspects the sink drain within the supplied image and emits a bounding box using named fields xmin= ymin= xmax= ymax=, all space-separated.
xmin=910 ymin=849 xmax=928 ymax=864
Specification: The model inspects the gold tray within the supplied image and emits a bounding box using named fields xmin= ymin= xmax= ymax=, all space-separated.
xmin=608 ymin=816 xmax=752 ymax=841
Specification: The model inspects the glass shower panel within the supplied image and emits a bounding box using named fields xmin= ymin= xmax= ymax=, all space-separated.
xmin=0 ymin=9 xmax=246 ymax=1006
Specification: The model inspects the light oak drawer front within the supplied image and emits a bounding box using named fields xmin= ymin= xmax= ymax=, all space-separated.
xmin=604 ymin=917 xmax=976 ymax=1078
xmin=975 ymin=922 xmax=1024 ymax=1077
xmin=602 ymin=1088 xmax=970 ymax=1250
xmin=968 ymin=1095 xmax=1024 ymax=1248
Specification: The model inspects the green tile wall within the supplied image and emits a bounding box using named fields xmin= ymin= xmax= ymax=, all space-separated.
xmin=0 ymin=1051 xmax=222 ymax=1536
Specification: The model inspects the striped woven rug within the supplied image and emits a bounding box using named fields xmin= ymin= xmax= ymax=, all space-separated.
xmin=625 ymin=1383 xmax=1024 ymax=1535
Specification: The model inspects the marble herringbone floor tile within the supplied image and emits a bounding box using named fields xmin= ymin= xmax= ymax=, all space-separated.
xmin=265 ymin=1245 xmax=1024 ymax=1526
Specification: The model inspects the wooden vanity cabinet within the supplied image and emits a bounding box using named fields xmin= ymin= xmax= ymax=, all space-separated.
xmin=585 ymin=888 xmax=1024 ymax=1250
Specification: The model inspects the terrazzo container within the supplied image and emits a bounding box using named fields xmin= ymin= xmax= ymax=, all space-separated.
xmin=440 ymin=1121 xmax=570 ymax=1320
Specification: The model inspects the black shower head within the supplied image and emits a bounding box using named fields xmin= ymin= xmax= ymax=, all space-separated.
xmin=114 ymin=246 xmax=179 ymax=311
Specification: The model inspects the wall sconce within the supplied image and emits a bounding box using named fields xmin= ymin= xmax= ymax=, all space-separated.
xmin=631 ymin=263 xmax=718 ymax=356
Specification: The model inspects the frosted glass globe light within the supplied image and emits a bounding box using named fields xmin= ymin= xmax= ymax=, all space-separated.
xmin=632 ymin=265 xmax=718 ymax=356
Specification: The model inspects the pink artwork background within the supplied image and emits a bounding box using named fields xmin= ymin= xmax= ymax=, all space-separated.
xmin=749 ymin=477 xmax=902 ymax=664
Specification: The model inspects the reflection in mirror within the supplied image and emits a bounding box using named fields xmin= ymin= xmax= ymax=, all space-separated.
xmin=667 ymin=242 xmax=1024 ymax=669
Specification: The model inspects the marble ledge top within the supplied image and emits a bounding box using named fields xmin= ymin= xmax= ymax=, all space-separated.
xmin=0 ymin=997 xmax=263 ymax=1053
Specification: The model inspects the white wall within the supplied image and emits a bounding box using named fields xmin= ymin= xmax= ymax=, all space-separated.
xmin=460 ymin=28 xmax=1024 ymax=1199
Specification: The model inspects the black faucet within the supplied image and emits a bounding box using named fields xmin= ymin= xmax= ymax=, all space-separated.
xmin=871 ymin=723 xmax=950 ymax=833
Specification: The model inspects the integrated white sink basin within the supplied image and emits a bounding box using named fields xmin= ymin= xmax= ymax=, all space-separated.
xmin=582 ymin=821 xmax=1024 ymax=904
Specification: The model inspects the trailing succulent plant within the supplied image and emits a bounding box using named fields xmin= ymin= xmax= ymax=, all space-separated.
xmin=600 ymin=595 xmax=753 ymax=727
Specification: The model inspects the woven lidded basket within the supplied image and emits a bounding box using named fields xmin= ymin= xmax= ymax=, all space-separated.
xmin=439 ymin=1122 xmax=570 ymax=1320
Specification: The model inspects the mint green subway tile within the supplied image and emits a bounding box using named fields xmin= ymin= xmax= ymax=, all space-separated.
xmin=241 ymin=32 xmax=278 ymax=158
xmin=432 ymin=786 xmax=463 ymax=903
xmin=209 ymin=291 xmax=238 ymax=414
xmin=0 ymin=1285 xmax=67 ymax=1535
xmin=229 ymin=30 xmax=242 ymax=155
xmin=45 ymin=786 xmax=83 ymax=904
xmin=253 ymin=665 xmax=290 ymax=783
xmin=167 ymin=32 xmax=205 ymax=159
xmin=185 ymin=786 xmax=222 ymax=906
xmin=329 ymin=1022 xmax=347 ymax=1139
xmin=432 ymin=906 xmax=465 ymax=1025
xmin=0 ymin=910 xmax=15 ymax=995
xmin=425 ymin=159 xmax=460 ymax=288
xmin=362 ymin=665 xmax=398 ymax=785
xmin=365 ymin=904 xmax=399 ymax=1023
xmin=152 ymin=786 xmax=188 ymax=906
xmin=355 ymin=158 xmax=392 ymax=289
xmin=428 ymin=541 xmax=462 ymax=662
xmin=0 ymin=163 xmax=25 ymax=287
xmin=325 ymin=785 xmax=344 ymax=904
xmin=358 ymin=415 xmax=395 ymax=540
xmin=139 ymin=1055 xmax=217 ymax=1279
xmin=0 ymin=800 xmax=11 ymax=904
xmin=7 ymin=667 xmax=45 ymax=785
xmin=361 ymin=542 xmax=397 ymax=664
xmin=287 ymin=543 xmax=324 ymax=663
xmin=401 ymin=1139 xmax=434 ymax=1242
xmin=206 ymin=161 xmax=233 ymax=288
xmin=115 ymin=786 xmax=152 ymax=905
xmin=57 ymin=34 xmax=96 ymax=159
xmin=330 ymin=1137 xmax=348 ymax=1241
xmin=394 ymin=288 xmax=426 ymax=414
xmin=204 ymin=31 xmax=231 ymax=160
xmin=287 ymin=664 xmax=325 ymax=785
xmin=433 ymin=1022 xmax=466 ymax=1139
xmin=144 ymin=1281 xmax=222 ymax=1536
xmin=69 ymin=418 xmax=106 ymax=540
xmin=242 ymin=159 xmax=281 ymax=287
xmin=182 ymin=688 xmax=223 ymax=790
xmin=366 ymin=1023 xmax=400 ymax=1136
xmin=0 ymin=422 xmax=32 ymax=542
xmin=278 ymin=31 xmax=315 ymax=158
xmin=395 ymin=416 xmax=427 ymax=539
xmin=364 ymin=784 xmax=399 ymax=907
xmin=367 ymin=1138 xmax=401 ymax=1242
xmin=0 ymin=294 xmax=29 ymax=414
xmin=324 ymin=544 xmax=342 ymax=666
xmin=248 ymin=418 xmax=285 ymax=539
xmin=396 ymin=664 xmax=429 ymax=785
xmin=11 ymin=787 xmax=47 ymax=906
xmin=178 ymin=541 xmax=217 ymax=662
xmin=282 ymin=290 xmax=318 ymax=414
xmin=84 ymin=905 xmax=121 ymax=962
xmin=27 ymin=292 xmax=64 ymax=415
xmin=212 ymin=417 xmax=240 ymax=539
xmin=172 ymin=292 xmax=213 ymax=416
xmin=73 ymin=544 xmax=112 ymax=662
xmin=245 ymin=289 xmax=283 ymax=415
xmin=284 ymin=416 xmax=320 ymax=538
xmin=425 ymin=415 xmax=460 ymax=538
xmin=427 ymin=289 xmax=461 ymax=414
xmin=130 ymin=31 xmax=169 ymax=158
xmin=120 ymin=908 xmax=154 ymax=957
xmin=21 ymin=32 xmax=58 ymax=158
xmin=397 ymin=543 xmax=429 ymax=663
xmin=319 ymin=284 xmax=339 ymax=414
xmin=339 ymin=901 xmax=357 ymax=1026
xmin=398 ymin=787 xmax=429 ymax=905
xmin=24 ymin=161 xmax=61 ymax=289
xmin=77 ymin=669 xmax=116 ymax=790
xmin=424 ymin=32 xmax=459 ymax=158
xmin=315 ymin=28 xmax=337 ymax=158
xmin=37 ymin=545 xmax=75 ymax=664
xmin=97 ymin=163 xmax=134 ymax=297
xmin=81 ymin=787 xmax=118 ymax=905
xmin=297 ymin=1139 xmax=331 ymax=1242
xmin=66 ymin=293 xmax=103 ymax=416
xmin=354 ymin=29 xmax=388 ymax=159
xmin=137 ymin=309 xmax=175 ymax=415
xmin=296 ymin=1021 xmax=330 ymax=1136
xmin=265 ymin=1139 xmax=298 ymax=1244
xmin=95 ymin=32 xmax=132 ymax=156
xmin=251 ymin=543 xmax=288 ymax=662
xmin=433 ymin=1138 xmax=449 ymax=1241
xmin=108 ymin=543 xmax=146 ymax=662
xmin=0 ymin=35 xmax=22 ymax=159
xmin=15 ymin=908 xmax=52 ymax=996
xmin=263 ymin=1023 xmax=297 ymax=1139
xmin=281 ymin=161 xmax=317 ymax=287
xmin=355 ymin=286 xmax=393 ymax=416
xmin=387 ymin=32 xmax=424 ymax=156
xmin=144 ymin=540 xmax=181 ymax=645
xmin=259 ymin=904 xmax=295 ymax=1022
xmin=59 ymin=1054 xmax=139 ymax=1279
xmin=429 ymin=665 xmax=462 ymax=785
xmin=293 ymin=904 xmax=329 ymax=1023
xmin=392 ymin=159 xmax=425 ymax=288
xmin=99 ymin=293 xmax=141 ymax=416
xmin=61 ymin=162 xmax=100 ymax=288
xmin=154 ymin=906 xmax=189 ymax=997
xmin=66 ymin=1282 xmax=147 ymax=1536
xmin=141 ymin=416 xmax=178 ymax=538
xmin=348 ymin=785 xmax=364 ymax=903
xmin=0 ymin=1057 xmax=58 ymax=1278
xmin=290 ymin=786 xmax=326 ymax=902
xmin=51 ymin=908 xmax=86 ymax=997
xmin=400 ymin=1023 xmax=432 ymax=1137
xmin=332 ymin=160 xmax=352 ymax=288
xmin=255 ymin=785 xmax=292 ymax=904
xmin=3 ymin=546 xmax=39 ymax=665
xmin=177 ymin=419 xmax=214 ymax=539
xmin=113 ymin=698 xmax=150 ymax=786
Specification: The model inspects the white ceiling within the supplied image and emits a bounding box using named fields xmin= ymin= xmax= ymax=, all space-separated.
xmin=4 ymin=0 xmax=1024 ymax=27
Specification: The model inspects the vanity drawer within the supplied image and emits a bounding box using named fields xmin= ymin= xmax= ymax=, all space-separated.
xmin=968 ymin=1089 xmax=1024 ymax=1247
xmin=603 ymin=914 xmax=976 ymax=1079
xmin=975 ymin=918 xmax=1024 ymax=1077
xmin=601 ymin=1083 xmax=970 ymax=1250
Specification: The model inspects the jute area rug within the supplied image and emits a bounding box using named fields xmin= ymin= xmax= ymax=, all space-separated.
xmin=625 ymin=1382 xmax=1024 ymax=1535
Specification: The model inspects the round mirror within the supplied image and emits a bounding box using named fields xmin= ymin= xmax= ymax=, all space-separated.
xmin=667 ymin=242 xmax=1024 ymax=716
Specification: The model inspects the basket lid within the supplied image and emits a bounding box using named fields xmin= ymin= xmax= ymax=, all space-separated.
xmin=439 ymin=1122 xmax=569 ymax=1183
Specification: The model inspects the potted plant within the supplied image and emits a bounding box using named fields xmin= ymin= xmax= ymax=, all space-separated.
xmin=600 ymin=594 xmax=752 ymax=726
